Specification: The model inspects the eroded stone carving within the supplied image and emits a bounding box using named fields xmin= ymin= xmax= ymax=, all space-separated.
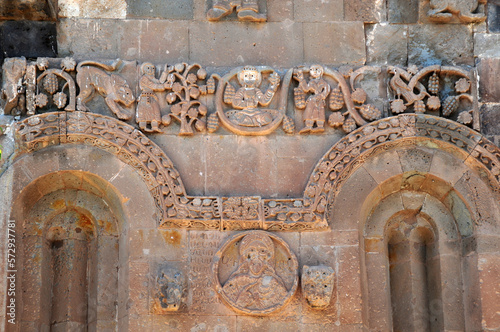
xmin=388 ymin=65 xmax=476 ymax=128
xmin=427 ymin=0 xmax=486 ymax=23
xmin=213 ymin=231 xmax=298 ymax=315
xmin=207 ymin=0 xmax=266 ymax=22
xmin=154 ymin=266 xmax=185 ymax=313
xmin=301 ymin=265 xmax=335 ymax=310
xmin=211 ymin=66 xmax=293 ymax=135
xmin=1 ymin=57 xmax=26 ymax=115
xmin=76 ymin=59 xmax=135 ymax=120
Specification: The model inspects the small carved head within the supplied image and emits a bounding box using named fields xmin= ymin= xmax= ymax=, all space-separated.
xmin=309 ymin=65 xmax=324 ymax=79
xmin=157 ymin=266 xmax=185 ymax=311
xmin=301 ymin=265 xmax=335 ymax=309
xmin=141 ymin=62 xmax=156 ymax=77
xmin=239 ymin=233 xmax=275 ymax=275
xmin=238 ymin=66 xmax=262 ymax=88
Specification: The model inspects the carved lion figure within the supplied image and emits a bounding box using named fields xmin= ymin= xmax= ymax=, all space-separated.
xmin=428 ymin=0 xmax=486 ymax=23
xmin=301 ymin=265 xmax=335 ymax=309
xmin=76 ymin=60 xmax=135 ymax=120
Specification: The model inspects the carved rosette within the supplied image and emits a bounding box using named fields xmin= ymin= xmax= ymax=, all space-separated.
xmin=212 ymin=231 xmax=299 ymax=315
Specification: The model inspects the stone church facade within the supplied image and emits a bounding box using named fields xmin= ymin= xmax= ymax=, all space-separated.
xmin=0 ymin=0 xmax=499 ymax=331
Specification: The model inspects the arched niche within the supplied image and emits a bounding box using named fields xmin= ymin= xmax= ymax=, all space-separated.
xmin=325 ymin=139 xmax=500 ymax=331
xmin=0 ymin=143 xmax=159 ymax=331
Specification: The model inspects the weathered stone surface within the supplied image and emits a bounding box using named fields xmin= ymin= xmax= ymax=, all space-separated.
xmin=408 ymin=24 xmax=474 ymax=66
xmin=189 ymin=22 xmax=304 ymax=67
xmin=303 ymin=22 xmax=366 ymax=65
xmin=365 ymin=24 xmax=408 ymax=66
xmin=478 ymin=58 xmax=500 ymax=103
xmin=294 ymin=0 xmax=343 ymax=22
xmin=267 ymin=0 xmax=294 ymax=21
xmin=344 ymin=0 xmax=386 ymax=23
xmin=480 ymin=104 xmax=500 ymax=135
xmin=0 ymin=21 xmax=57 ymax=61
xmin=474 ymin=33 xmax=500 ymax=58
xmin=59 ymin=0 xmax=126 ymax=18
xmin=388 ymin=0 xmax=419 ymax=23
xmin=127 ymin=0 xmax=193 ymax=19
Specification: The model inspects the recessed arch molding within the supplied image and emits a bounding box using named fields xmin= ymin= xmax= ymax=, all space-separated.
xmin=14 ymin=111 xmax=500 ymax=231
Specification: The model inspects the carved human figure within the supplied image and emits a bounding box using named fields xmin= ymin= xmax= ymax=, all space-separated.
xmin=221 ymin=232 xmax=288 ymax=310
xmin=207 ymin=0 xmax=266 ymax=22
xmin=294 ymin=65 xmax=331 ymax=134
xmin=301 ymin=265 xmax=335 ymax=309
xmin=226 ymin=66 xmax=280 ymax=127
xmin=136 ymin=63 xmax=172 ymax=132
xmin=1 ymin=57 xmax=27 ymax=115
xmin=156 ymin=266 xmax=185 ymax=312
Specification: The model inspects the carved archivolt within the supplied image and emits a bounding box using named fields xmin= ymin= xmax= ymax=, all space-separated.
xmin=15 ymin=112 xmax=500 ymax=231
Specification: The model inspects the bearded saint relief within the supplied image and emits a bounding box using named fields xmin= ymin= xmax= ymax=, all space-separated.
xmin=213 ymin=231 xmax=299 ymax=315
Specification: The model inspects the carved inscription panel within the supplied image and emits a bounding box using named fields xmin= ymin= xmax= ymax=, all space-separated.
xmin=212 ymin=231 xmax=299 ymax=315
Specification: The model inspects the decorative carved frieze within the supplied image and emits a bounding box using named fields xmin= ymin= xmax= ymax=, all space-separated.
xmin=212 ymin=231 xmax=299 ymax=315
xmin=7 ymin=57 xmax=500 ymax=231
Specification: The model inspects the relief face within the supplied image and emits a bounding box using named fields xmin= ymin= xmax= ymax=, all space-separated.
xmin=301 ymin=265 xmax=335 ymax=309
xmin=213 ymin=231 xmax=299 ymax=315
xmin=154 ymin=266 xmax=185 ymax=312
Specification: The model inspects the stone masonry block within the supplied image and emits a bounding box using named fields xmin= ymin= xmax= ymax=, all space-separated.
xmin=189 ymin=22 xmax=304 ymax=67
xmin=0 ymin=0 xmax=57 ymax=20
xmin=478 ymin=58 xmax=500 ymax=103
xmin=408 ymin=24 xmax=474 ymax=66
xmin=344 ymin=0 xmax=386 ymax=23
xmin=59 ymin=0 xmax=126 ymax=19
xmin=388 ymin=0 xmax=419 ymax=23
xmin=0 ymin=21 xmax=57 ymax=60
xmin=137 ymin=20 xmax=190 ymax=63
xmin=475 ymin=33 xmax=500 ymax=58
xmin=294 ymin=0 xmax=343 ymax=22
xmin=365 ymin=24 xmax=408 ymax=66
xmin=126 ymin=0 xmax=193 ymax=20
xmin=267 ymin=0 xmax=294 ymax=22
xmin=480 ymin=104 xmax=500 ymax=135
xmin=303 ymin=22 xmax=366 ymax=65
xmin=488 ymin=3 xmax=500 ymax=32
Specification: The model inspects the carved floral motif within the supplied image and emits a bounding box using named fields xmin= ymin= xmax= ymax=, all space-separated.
xmin=212 ymin=231 xmax=299 ymax=315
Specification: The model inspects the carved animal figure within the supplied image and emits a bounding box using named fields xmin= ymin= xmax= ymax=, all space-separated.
xmin=301 ymin=265 xmax=335 ymax=309
xmin=76 ymin=60 xmax=135 ymax=120
xmin=1 ymin=57 xmax=26 ymax=115
xmin=428 ymin=0 xmax=486 ymax=23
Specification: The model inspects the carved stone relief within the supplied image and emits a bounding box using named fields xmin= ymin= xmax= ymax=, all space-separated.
xmin=207 ymin=0 xmax=266 ymax=22
xmin=153 ymin=266 xmax=186 ymax=313
xmin=301 ymin=265 xmax=335 ymax=310
xmin=427 ymin=0 xmax=486 ymax=23
xmin=212 ymin=231 xmax=299 ymax=315
xmin=210 ymin=66 xmax=293 ymax=135
xmin=1 ymin=57 xmax=27 ymax=115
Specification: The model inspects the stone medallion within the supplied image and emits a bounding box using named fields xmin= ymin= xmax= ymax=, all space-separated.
xmin=212 ymin=230 xmax=299 ymax=315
